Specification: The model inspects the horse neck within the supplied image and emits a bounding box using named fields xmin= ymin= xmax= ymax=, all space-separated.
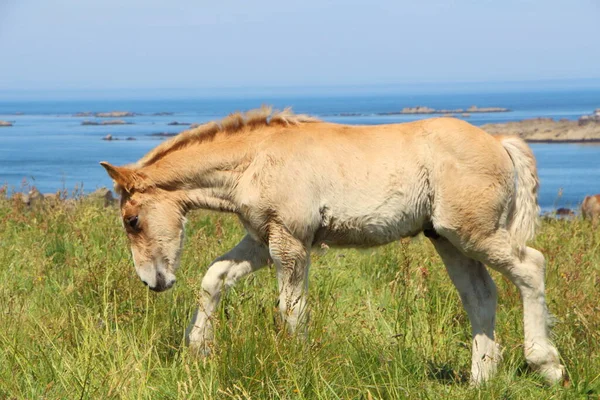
xmin=142 ymin=132 xmax=260 ymax=213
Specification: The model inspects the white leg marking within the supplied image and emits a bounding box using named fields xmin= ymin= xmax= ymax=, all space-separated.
xmin=431 ymin=238 xmax=501 ymax=385
xmin=502 ymin=247 xmax=564 ymax=384
xmin=186 ymin=235 xmax=269 ymax=354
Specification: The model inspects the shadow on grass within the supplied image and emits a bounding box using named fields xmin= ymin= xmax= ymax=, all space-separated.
xmin=426 ymin=361 xmax=470 ymax=384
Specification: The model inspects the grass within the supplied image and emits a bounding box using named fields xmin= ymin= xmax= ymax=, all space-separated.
xmin=0 ymin=191 xmax=599 ymax=399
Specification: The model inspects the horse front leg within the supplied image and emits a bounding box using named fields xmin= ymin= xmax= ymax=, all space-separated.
xmin=268 ymin=223 xmax=311 ymax=334
xmin=186 ymin=234 xmax=270 ymax=355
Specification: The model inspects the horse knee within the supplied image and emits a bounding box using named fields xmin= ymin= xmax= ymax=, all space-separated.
xmin=201 ymin=261 xmax=231 ymax=295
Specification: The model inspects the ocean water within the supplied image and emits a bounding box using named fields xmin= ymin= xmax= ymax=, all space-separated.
xmin=0 ymin=88 xmax=599 ymax=211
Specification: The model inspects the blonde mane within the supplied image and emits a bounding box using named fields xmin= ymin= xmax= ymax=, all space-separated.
xmin=136 ymin=105 xmax=318 ymax=168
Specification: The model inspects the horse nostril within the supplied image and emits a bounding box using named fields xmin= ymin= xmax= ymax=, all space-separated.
xmin=141 ymin=280 xmax=148 ymax=286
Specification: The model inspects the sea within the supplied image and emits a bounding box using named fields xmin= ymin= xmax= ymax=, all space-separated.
xmin=0 ymin=87 xmax=599 ymax=212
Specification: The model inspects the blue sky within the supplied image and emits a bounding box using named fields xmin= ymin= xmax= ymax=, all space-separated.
xmin=1 ymin=0 xmax=599 ymax=92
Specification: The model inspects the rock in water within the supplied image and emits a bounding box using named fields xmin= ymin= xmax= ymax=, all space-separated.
xmin=95 ymin=111 xmax=135 ymax=118
xmin=88 ymin=187 xmax=116 ymax=207
xmin=167 ymin=121 xmax=191 ymax=126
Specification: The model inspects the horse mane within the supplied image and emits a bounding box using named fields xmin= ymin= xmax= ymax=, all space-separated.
xmin=135 ymin=105 xmax=319 ymax=168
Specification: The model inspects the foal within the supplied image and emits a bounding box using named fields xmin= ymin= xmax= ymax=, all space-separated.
xmin=101 ymin=106 xmax=564 ymax=385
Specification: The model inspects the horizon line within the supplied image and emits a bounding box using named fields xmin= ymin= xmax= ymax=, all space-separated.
xmin=2 ymin=77 xmax=600 ymax=94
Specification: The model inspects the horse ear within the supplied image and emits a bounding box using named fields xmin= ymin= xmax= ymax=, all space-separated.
xmin=100 ymin=162 xmax=144 ymax=193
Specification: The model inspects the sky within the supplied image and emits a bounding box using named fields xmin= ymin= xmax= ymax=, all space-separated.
xmin=0 ymin=0 xmax=599 ymax=92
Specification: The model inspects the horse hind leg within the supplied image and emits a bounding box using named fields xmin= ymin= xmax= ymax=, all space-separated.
xmin=469 ymin=233 xmax=565 ymax=384
xmin=429 ymin=236 xmax=501 ymax=385
xmin=501 ymin=246 xmax=564 ymax=383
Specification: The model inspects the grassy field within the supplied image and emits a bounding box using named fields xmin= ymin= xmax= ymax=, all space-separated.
xmin=0 ymin=191 xmax=599 ymax=399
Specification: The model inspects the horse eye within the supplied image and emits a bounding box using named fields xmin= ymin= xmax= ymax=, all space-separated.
xmin=127 ymin=216 xmax=140 ymax=230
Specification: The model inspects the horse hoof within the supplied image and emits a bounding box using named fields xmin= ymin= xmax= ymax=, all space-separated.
xmin=539 ymin=364 xmax=566 ymax=385
xmin=187 ymin=340 xmax=212 ymax=357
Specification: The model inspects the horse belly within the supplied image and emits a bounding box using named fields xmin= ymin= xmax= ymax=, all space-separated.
xmin=314 ymin=204 xmax=428 ymax=248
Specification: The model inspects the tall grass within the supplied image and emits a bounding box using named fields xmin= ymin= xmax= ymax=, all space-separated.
xmin=0 ymin=193 xmax=598 ymax=399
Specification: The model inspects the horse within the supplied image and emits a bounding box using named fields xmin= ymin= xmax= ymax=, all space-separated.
xmin=100 ymin=106 xmax=564 ymax=385
xmin=582 ymin=194 xmax=600 ymax=224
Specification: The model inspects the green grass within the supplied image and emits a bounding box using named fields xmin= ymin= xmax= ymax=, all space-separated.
xmin=0 ymin=193 xmax=599 ymax=399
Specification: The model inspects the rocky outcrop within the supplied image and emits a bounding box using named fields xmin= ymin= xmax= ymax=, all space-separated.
xmin=0 ymin=120 xmax=13 ymax=127
xmin=95 ymin=111 xmax=135 ymax=118
xmin=378 ymin=105 xmax=510 ymax=115
xmin=330 ymin=107 xmax=507 ymax=117
xmin=82 ymin=119 xmax=132 ymax=126
xmin=578 ymin=109 xmax=600 ymax=126
xmin=102 ymin=134 xmax=136 ymax=141
xmin=15 ymin=188 xmax=59 ymax=207
xmin=149 ymin=132 xmax=178 ymax=137
xmin=167 ymin=121 xmax=191 ymax=126
xmin=87 ymin=187 xmax=116 ymax=207
xmin=14 ymin=187 xmax=116 ymax=208
xmin=482 ymin=113 xmax=600 ymax=142
xmin=466 ymin=106 xmax=508 ymax=113
xmin=394 ymin=106 xmax=436 ymax=114
xmin=555 ymin=208 xmax=575 ymax=217
xmin=26 ymin=188 xmax=44 ymax=207
xmin=74 ymin=111 xmax=135 ymax=118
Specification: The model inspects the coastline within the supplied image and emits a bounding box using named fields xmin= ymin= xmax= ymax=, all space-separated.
xmin=520 ymin=138 xmax=600 ymax=144
xmin=482 ymin=118 xmax=600 ymax=143
xmin=1 ymin=94 xmax=600 ymax=203
xmin=2 ymin=186 xmax=586 ymax=217
xmin=378 ymin=105 xmax=510 ymax=115
xmin=481 ymin=109 xmax=600 ymax=142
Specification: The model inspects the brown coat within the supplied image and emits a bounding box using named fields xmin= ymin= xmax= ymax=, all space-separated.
xmin=582 ymin=194 xmax=600 ymax=222
xmin=100 ymin=106 xmax=563 ymax=385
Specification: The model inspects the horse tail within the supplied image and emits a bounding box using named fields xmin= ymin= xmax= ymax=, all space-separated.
xmin=499 ymin=135 xmax=540 ymax=254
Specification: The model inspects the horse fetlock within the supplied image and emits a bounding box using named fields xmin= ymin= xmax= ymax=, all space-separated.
xmin=470 ymin=342 xmax=502 ymax=385
xmin=524 ymin=340 xmax=559 ymax=364
xmin=470 ymin=363 xmax=497 ymax=386
xmin=186 ymin=320 xmax=214 ymax=352
xmin=187 ymin=338 xmax=213 ymax=357
xmin=535 ymin=362 xmax=565 ymax=385
xmin=524 ymin=340 xmax=564 ymax=384
xmin=186 ymin=328 xmax=214 ymax=357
